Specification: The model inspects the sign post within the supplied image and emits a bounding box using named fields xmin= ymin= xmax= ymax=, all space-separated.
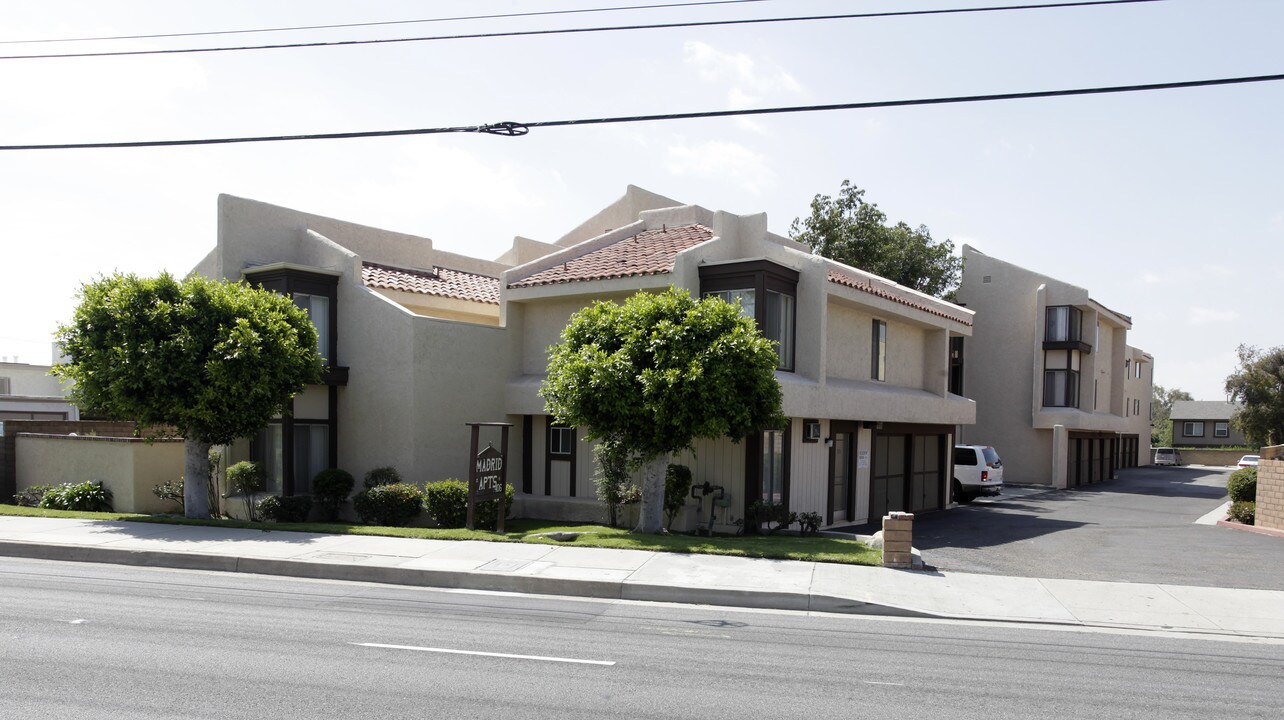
xmin=466 ymin=422 xmax=511 ymax=532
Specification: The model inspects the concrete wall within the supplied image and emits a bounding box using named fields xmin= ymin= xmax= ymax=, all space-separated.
xmin=16 ymin=434 xmax=184 ymax=514
xmin=1172 ymin=448 xmax=1254 ymax=467
xmin=0 ymin=362 xmax=68 ymax=397
xmin=1257 ymin=445 xmax=1284 ymax=531
xmin=0 ymin=420 xmax=141 ymax=503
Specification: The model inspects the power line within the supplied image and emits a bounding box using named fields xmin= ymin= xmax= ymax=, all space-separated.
xmin=3 ymin=71 xmax=1278 ymax=151
xmin=1 ymin=0 xmax=1166 ymax=61
xmin=0 ymin=0 xmax=780 ymax=45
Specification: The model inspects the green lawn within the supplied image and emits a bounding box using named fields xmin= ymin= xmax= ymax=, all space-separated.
xmin=0 ymin=506 xmax=881 ymax=566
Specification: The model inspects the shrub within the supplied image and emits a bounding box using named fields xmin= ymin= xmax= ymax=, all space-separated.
xmin=1228 ymin=500 xmax=1256 ymax=525
xmin=153 ymin=478 xmax=184 ymax=510
xmin=38 ymin=481 xmax=114 ymax=512
xmin=312 ymin=468 xmax=355 ymax=521
xmin=14 ymin=484 xmax=54 ymax=507
xmin=746 ymin=500 xmax=791 ymax=535
xmin=258 ymin=495 xmax=313 ymax=523
xmin=353 ymin=483 xmax=424 ymax=527
xmin=363 ymin=466 xmax=403 ymax=489
xmin=664 ymin=463 xmax=693 ymax=531
xmin=796 ymin=511 xmax=822 ymax=536
xmin=1227 ymin=468 xmax=1257 ymax=503
xmin=593 ymin=441 xmax=638 ymax=528
xmin=423 ymin=479 xmax=514 ymax=530
xmin=226 ymin=461 xmax=267 ymax=522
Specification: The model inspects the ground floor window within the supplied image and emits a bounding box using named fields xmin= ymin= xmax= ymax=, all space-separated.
xmin=251 ymin=424 xmax=284 ymax=495
xmin=293 ymin=423 xmax=329 ymax=495
xmin=250 ymin=421 xmax=329 ymax=496
xmin=762 ymin=429 xmax=786 ymax=503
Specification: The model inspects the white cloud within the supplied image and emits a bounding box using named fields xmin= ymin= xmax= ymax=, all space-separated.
xmin=665 ymin=140 xmax=775 ymax=194
xmin=683 ymin=41 xmax=802 ymax=109
xmin=1142 ymin=272 xmax=1163 ymax=284
xmin=1189 ymin=306 xmax=1239 ymax=326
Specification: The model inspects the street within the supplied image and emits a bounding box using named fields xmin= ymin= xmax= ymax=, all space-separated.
xmin=2 ymin=557 xmax=1282 ymax=719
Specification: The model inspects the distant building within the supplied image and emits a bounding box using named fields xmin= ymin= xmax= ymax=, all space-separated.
xmin=0 ymin=360 xmax=78 ymax=423
xmin=954 ymin=246 xmax=1153 ymax=488
xmin=1170 ymin=400 xmax=1246 ymax=447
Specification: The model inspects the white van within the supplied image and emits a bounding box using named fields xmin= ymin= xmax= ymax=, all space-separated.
xmin=1154 ymin=447 xmax=1181 ymax=466
xmin=953 ymin=445 xmax=1004 ymax=503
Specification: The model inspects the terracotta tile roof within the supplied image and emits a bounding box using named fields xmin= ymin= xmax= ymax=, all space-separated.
xmin=362 ymin=262 xmax=500 ymax=305
xmin=827 ymin=270 xmax=973 ymax=326
xmin=509 ymin=224 xmax=713 ymax=288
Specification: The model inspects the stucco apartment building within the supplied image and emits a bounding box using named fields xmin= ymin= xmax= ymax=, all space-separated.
xmin=195 ymin=187 xmax=976 ymax=530
xmin=1170 ymin=400 xmax=1246 ymax=448
xmin=0 ymin=360 xmax=78 ymax=423
xmin=954 ymin=246 xmax=1153 ymax=488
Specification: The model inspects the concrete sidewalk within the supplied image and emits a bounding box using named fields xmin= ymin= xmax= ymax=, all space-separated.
xmin=1 ymin=516 xmax=1282 ymax=639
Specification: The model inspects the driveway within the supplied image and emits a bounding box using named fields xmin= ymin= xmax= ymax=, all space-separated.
xmin=868 ymin=465 xmax=1283 ymax=590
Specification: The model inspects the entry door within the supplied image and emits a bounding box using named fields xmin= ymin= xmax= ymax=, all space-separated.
xmin=828 ymin=430 xmax=854 ymax=525
xmin=911 ymin=435 xmax=943 ymax=512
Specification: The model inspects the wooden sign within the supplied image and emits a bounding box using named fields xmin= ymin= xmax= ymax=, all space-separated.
xmin=466 ymin=422 xmax=511 ymax=532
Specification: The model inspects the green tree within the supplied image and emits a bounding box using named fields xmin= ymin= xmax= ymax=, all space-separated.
xmin=1151 ymin=385 xmax=1193 ymax=447
xmin=541 ymin=287 xmax=786 ymax=534
xmin=1225 ymin=344 xmax=1284 ymax=447
xmin=790 ymin=180 xmax=962 ymax=298
xmin=53 ymin=273 xmax=322 ymax=519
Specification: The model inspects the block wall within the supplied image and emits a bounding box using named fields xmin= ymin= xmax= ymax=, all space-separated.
xmin=1257 ymin=445 xmax=1284 ymax=532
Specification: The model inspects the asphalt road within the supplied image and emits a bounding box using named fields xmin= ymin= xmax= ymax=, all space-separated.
xmin=904 ymin=465 xmax=1284 ymax=589
xmin=2 ymin=558 xmax=1282 ymax=719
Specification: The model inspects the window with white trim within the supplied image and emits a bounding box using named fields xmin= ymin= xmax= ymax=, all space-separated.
xmin=1183 ymin=421 xmax=1205 ymax=437
xmin=1214 ymin=422 xmax=1229 ymax=438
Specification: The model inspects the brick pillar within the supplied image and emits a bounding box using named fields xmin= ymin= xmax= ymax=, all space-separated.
xmin=882 ymin=511 xmax=914 ymax=568
xmin=1257 ymin=445 xmax=1284 ymax=532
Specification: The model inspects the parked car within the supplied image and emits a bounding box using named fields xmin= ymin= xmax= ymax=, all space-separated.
xmin=1238 ymin=454 xmax=1260 ymax=468
xmin=953 ymin=445 xmax=1004 ymax=503
xmin=1154 ymin=447 xmax=1181 ymax=466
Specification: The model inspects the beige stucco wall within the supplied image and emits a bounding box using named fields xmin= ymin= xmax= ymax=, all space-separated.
xmin=16 ymin=434 xmax=183 ymax=513
xmin=0 ymin=363 xmax=67 ymax=397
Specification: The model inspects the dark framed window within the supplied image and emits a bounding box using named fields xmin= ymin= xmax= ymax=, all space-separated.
xmin=549 ymin=425 xmax=575 ymax=456
xmin=1045 ymin=306 xmax=1082 ymax=343
xmin=700 ymin=260 xmax=799 ymax=372
xmin=1043 ymin=369 xmax=1080 ymax=407
xmin=948 ymin=336 xmax=964 ymax=395
xmin=872 ymin=319 xmax=887 ymax=382
xmin=1214 ymin=422 xmax=1229 ymax=438
xmin=243 ymin=266 xmax=340 ymax=368
xmin=761 ymin=429 xmax=787 ymax=504
xmin=1183 ymin=421 xmax=1205 ymax=437
xmin=0 ymin=377 xmax=10 ymax=395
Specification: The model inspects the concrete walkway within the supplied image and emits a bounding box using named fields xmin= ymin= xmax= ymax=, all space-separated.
xmin=1 ymin=516 xmax=1282 ymax=639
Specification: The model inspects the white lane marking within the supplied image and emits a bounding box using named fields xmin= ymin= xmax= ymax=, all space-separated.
xmin=69 ymin=619 xmax=86 ymax=624
xmin=863 ymin=681 xmax=904 ymax=686
xmin=351 ymin=642 xmax=616 ymax=666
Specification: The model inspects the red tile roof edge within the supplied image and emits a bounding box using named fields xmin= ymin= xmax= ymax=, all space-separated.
xmin=507 ymin=223 xmax=713 ymax=289
xmin=361 ymin=261 xmax=501 ymax=305
xmin=827 ymin=270 xmax=973 ymax=327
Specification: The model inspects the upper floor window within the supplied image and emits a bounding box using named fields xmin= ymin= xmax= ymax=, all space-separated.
xmin=0 ymin=377 xmax=9 ymax=395
xmin=872 ymin=319 xmax=887 ymax=382
xmin=1045 ymin=306 xmax=1082 ymax=343
xmin=948 ymin=336 xmax=964 ymax=395
xmin=1183 ymin=421 xmax=1205 ymax=437
xmin=700 ymin=260 xmax=798 ymax=372
xmin=1043 ymin=369 xmax=1079 ymax=407
xmin=292 ymin=293 xmax=330 ymax=360
xmin=243 ymin=265 xmax=341 ymax=372
xmin=1214 ymin=422 xmax=1229 ymax=438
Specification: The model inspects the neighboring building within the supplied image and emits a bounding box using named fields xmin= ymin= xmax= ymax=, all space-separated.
xmin=195 ymin=187 xmax=976 ymax=529
xmin=1170 ymin=400 xmax=1246 ymax=447
xmin=954 ymin=246 xmax=1153 ymax=488
xmin=0 ymin=360 xmax=79 ymax=423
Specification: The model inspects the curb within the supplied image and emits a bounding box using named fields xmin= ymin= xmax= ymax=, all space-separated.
xmin=1215 ymin=520 xmax=1284 ymax=539
xmin=0 ymin=539 xmax=933 ymax=619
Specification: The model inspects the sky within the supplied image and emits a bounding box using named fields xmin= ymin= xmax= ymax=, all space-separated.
xmin=1 ymin=0 xmax=1279 ymax=401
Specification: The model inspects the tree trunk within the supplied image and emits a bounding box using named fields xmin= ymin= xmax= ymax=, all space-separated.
xmin=184 ymin=438 xmax=212 ymax=519
xmin=633 ymin=456 xmax=668 ymax=534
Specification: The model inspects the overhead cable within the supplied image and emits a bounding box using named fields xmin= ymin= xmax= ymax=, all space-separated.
xmin=0 ymin=0 xmax=780 ymax=45
xmin=2 ymin=70 xmax=1278 ymax=151
xmin=0 ymin=1 xmax=1166 ymax=61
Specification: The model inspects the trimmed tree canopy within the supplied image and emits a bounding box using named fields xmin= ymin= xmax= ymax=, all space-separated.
xmin=540 ymin=287 xmax=785 ymax=533
xmin=790 ymin=180 xmax=961 ymax=299
xmin=1225 ymin=344 xmax=1284 ymax=447
xmin=53 ymin=272 xmax=323 ymax=517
